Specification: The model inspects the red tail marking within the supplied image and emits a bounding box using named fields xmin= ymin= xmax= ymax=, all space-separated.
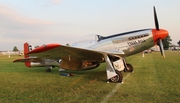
xmin=24 ymin=42 xmax=31 ymax=67
xmin=24 ymin=42 xmax=29 ymax=58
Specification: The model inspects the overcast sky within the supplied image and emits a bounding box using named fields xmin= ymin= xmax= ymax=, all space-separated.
xmin=0 ymin=0 xmax=180 ymax=51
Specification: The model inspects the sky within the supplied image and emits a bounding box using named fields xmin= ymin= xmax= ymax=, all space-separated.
xmin=0 ymin=0 xmax=180 ymax=51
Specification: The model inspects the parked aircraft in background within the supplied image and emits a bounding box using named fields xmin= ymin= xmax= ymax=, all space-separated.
xmin=14 ymin=7 xmax=168 ymax=83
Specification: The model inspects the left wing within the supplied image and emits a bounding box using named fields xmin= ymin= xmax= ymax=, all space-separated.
xmin=26 ymin=44 xmax=106 ymax=70
xmin=27 ymin=44 xmax=104 ymax=62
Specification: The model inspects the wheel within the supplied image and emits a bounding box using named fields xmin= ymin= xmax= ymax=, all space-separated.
xmin=126 ymin=63 xmax=133 ymax=72
xmin=46 ymin=68 xmax=51 ymax=72
xmin=109 ymin=70 xmax=123 ymax=83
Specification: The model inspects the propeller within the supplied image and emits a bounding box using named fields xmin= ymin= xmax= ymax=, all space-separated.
xmin=154 ymin=6 xmax=159 ymax=30
xmin=157 ymin=39 xmax=166 ymax=57
xmin=153 ymin=6 xmax=166 ymax=58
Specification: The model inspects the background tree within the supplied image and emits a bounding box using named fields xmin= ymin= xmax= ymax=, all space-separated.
xmin=162 ymin=35 xmax=172 ymax=50
xmin=13 ymin=46 xmax=19 ymax=52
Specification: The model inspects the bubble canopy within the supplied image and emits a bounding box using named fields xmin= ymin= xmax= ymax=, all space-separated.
xmin=71 ymin=34 xmax=103 ymax=48
xmin=73 ymin=34 xmax=99 ymax=43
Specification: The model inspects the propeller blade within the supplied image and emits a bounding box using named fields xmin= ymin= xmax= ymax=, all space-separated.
xmin=157 ymin=39 xmax=166 ymax=58
xmin=153 ymin=6 xmax=159 ymax=30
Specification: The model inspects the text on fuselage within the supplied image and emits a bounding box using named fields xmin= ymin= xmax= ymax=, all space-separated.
xmin=127 ymin=39 xmax=146 ymax=46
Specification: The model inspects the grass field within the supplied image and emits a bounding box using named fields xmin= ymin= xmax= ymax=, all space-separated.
xmin=0 ymin=52 xmax=180 ymax=103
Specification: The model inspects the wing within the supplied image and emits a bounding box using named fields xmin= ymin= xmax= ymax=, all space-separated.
xmin=27 ymin=44 xmax=104 ymax=62
xmin=24 ymin=44 xmax=106 ymax=70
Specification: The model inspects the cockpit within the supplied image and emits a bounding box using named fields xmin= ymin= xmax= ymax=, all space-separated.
xmin=71 ymin=34 xmax=104 ymax=48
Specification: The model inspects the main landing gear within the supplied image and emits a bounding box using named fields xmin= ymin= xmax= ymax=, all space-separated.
xmin=104 ymin=54 xmax=133 ymax=83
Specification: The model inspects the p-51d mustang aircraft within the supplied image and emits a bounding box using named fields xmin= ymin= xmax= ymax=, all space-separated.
xmin=14 ymin=7 xmax=168 ymax=83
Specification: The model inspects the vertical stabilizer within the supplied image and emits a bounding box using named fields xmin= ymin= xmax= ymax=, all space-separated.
xmin=24 ymin=42 xmax=29 ymax=58
xmin=24 ymin=42 xmax=35 ymax=67
xmin=24 ymin=42 xmax=34 ymax=57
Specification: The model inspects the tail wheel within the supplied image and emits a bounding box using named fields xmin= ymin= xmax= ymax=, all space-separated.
xmin=46 ymin=67 xmax=52 ymax=72
xmin=109 ymin=70 xmax=123 ymax=83
xmin=46 ymin=69 xmax=51 ymax=72
xmin=126 ymin=63 xmax=133 ymax=72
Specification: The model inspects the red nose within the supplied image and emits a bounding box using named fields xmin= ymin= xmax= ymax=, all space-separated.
xmin=152 ymin=29 xmax=169 ymax=44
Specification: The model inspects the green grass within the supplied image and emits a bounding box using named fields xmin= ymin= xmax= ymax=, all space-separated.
xmin=0 ymin=52 xmax=180 ymax=103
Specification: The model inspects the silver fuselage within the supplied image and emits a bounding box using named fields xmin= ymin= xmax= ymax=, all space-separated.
xmin=71 ymin=29 xmax=154 ymax=57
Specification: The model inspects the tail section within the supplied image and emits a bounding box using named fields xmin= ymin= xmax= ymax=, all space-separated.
xmin=24 ymin=42 xmax=35 ymax=67
xmin=24 ymin=42 xmax=34 ymax=58
xmin=14 ymin=42 xmax=60 ymax=69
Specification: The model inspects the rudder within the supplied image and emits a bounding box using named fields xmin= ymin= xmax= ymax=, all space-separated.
xmin=24 ymin=42 xmax=35 ymax=67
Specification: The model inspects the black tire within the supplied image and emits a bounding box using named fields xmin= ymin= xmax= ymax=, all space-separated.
xmin=126 ymin=63 xmax=133 ymax=72
xmin=46 ymin=69 xmax=51 ymax=72
xmin=109 ymin=70 xmax=123 ymax=83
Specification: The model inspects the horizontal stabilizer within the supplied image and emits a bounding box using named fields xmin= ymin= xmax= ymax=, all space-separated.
xmin=13 ymin=58 xmax=42 ymax=62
